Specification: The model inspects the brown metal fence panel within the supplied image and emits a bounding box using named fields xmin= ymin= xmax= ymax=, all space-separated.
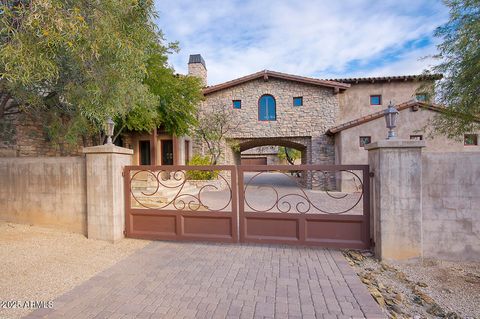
xmin=237 ymin=165 xmax=370 ymax=249
xmin=124 ymin=165 xmax=238 ymax=243
xmin=124 ymin=164 xmax=371 ymax=249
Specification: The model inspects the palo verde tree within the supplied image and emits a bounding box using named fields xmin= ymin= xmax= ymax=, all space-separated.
xmin=424 ymin=0 xmax=480 ymax=138
xmin=194 ymin=104 xmax=239 ymax=165
xmin=0 ymin=0 xmax=201 ymax=148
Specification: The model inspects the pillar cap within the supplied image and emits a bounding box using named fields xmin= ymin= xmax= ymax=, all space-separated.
xmin=364 ymin=139 xmax=426 ymax=151
xmin=83 ymin=144 xmax=133 ymax=155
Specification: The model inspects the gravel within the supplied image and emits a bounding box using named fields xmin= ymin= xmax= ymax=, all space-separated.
xmin=0 ymin=221 xmax=149 ymax=319
xmin=344 ymin=250 xmax=479 ymax=319
xmin=391 ymin=259 xmax=480 ymax=318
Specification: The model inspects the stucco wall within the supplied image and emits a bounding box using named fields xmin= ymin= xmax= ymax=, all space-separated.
xmin=0 ymin=157 xmax=87 ymax=234
xmin=200 ymin=77 xmax=338 ymax=165
xmin=422 ymin=152 xmax=480 ymax=261
xmin=337 ymin=81 xmax=424 ymax=123
xmin=337 ymin=107 xmax=477 ymax=166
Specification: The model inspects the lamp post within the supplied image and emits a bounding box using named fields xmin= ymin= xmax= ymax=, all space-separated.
xmin=384 ymin=101 xmax=399 ymax=140
xmin=105 ymin=117 xmax=115 ymax=145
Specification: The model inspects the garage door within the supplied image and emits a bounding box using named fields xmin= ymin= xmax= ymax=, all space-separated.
xmin=241 ymin=157 xmax=267 ymax=165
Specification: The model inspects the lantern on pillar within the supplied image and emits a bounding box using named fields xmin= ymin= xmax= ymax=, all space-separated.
xmin=105 ymin=117 xmax=115 ymax=145
xmin=384 ymin=101 xmax=399 ymax=139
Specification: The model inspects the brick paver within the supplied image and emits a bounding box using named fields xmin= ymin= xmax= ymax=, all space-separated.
xmin=25 ymin=242 xmax=385 ymax=319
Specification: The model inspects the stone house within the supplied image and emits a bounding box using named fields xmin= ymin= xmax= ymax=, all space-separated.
xmin=1 ymin=54 xmax=479 ymax=164
xmin=188 ymin=54 xmax=479 ymax=167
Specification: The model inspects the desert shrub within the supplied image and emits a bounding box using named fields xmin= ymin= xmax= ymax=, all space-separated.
xmin=186 ymin=155 xmax=219 ymax=180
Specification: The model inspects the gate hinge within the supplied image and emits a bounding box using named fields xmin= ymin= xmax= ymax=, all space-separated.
xmin=123 ymin=229 xmax=126 ymax=236
xmin=122 ymin=170 xmax=124 ymax=177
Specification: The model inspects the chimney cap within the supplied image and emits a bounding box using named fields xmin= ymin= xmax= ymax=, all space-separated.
xmin=188 ymin=54 xmax=206 ymax=68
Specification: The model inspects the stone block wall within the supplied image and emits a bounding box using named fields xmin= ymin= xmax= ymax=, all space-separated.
xmin=199 ymin=77 xmax=338 ymax=166
xmin=422 ymin=152 xmax=480 ymax=261
xmin=0 ymin=157 xmax=87 ymax=234
xmin=0 ymin=111 xmax=85 ymax=157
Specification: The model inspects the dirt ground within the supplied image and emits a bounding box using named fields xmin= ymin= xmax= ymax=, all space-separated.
xmin=344 ymin=250 xmax=480 ymax=319
xmin=0 ymin=222 xmax=149 ymax=319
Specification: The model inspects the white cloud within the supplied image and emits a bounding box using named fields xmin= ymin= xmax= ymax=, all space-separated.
xmin=154 ymin=0 xmax=449 ymax=85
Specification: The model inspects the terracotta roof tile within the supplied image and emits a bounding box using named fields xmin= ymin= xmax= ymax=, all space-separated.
xmin=326 ymin=101 xmax=446 ymax=135
xmin=328 ymin=74 xmax=442 ymax=84
xmin=203 ymin=70 xmax=350 ymax=95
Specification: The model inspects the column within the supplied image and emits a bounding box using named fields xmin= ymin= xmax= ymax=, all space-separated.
xmin=365 ymin=140 xmax=425 ymax=261
xmin=83 ymin=144 xmax=133 ymax=242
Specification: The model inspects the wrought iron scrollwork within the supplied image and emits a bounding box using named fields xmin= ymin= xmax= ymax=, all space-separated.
xmin=130 ymin=169 xmax=232 ymax=212
xmin=243 ymin=170 xmax=363 ymax=214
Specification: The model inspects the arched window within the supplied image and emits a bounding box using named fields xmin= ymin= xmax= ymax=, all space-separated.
xmin=258 ymin=95 xmax=276 ymax=121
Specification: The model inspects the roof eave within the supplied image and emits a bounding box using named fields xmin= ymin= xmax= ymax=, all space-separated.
xmin=203 ymin=70 xmax=349 ymax=95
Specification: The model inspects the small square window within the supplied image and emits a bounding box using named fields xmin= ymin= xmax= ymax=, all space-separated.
xmin=464 ymin=134 xmax=478 ymax=146
xmin=416 ymin=94 xmax=427 ymax=102
xmin=293 ymin=97 xmax=303 ymax=106
xmin=410 ymin=135 xmax=423 ymax=141
xmin=359 ymin=136 xmax=371 ymax=147
xmin=370 ymin=95 xmax=382 ymax=105
xmin=233 ymin=100 xmax=241 ymax=109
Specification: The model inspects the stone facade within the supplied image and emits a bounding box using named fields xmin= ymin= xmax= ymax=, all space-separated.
xmin=198 ymin=77 xmax=338 ymax=167
xmin=0 ymin=111 xmax=85 ymax=157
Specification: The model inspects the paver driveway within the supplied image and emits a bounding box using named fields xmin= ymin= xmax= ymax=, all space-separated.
xmin=25 ymin=242 xmax=384 ymax=319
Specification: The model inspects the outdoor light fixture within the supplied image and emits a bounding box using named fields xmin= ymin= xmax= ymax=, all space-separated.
xmin=105 ymin=117 xmax=115 ymax=145
xmin=384 ymin=101 xmax=399 ymax=139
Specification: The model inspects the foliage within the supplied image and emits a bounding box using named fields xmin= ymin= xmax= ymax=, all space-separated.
xmin=141 ymin=52 xmax=203 ymax=136
xmin=278 ymin=147 xmax=301 ymax=164
xmin=0 ymin=0 xmax=201 ymax=147
xmin=185 ymin=155 xmax=218 ymax=180
xmin=422 ymin=0 xmax=480 ymax=138
xmin=194 ymin=104 xmax=239 ymax=165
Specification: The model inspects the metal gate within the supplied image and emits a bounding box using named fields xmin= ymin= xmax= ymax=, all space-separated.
xmin=124 ymin=164 xmax=370 ymax=249
xmin=124 ymin=165 xmax=237 ymax=242
xmin=237 ymin=165 xmax=370 ymax=249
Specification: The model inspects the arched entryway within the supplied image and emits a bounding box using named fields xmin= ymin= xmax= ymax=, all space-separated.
xmin=226 ymin=137 xmax=312 ymax=166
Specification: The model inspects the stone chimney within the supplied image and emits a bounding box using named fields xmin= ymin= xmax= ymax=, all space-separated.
xmin=188 ymin=54 xmax=207 ymax=86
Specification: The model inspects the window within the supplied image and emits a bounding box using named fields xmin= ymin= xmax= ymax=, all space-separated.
xmin=232 ymin=100 xmax=241 ymax=109
xmin=359 ymin=136 xmax=371 ymax=147
xmin=370 ymin=95 xmax=382 ymax=105
xmin=410 ymin=135 xmax=423 ymax=141
xmin=415 ymin=94 xmax=427 ymax=102
xmin=293 ymin=97 xmax=303 ymax=106
xmin=258 ymin=94 xmax=276 ymax=121
xmin=139 ymin=140 xmax=151 ymax=165
xmin=464 ymin=134 xmax=478 ymax=146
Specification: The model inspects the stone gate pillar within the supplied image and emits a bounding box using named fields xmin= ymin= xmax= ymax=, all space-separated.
xmin=365 ymin=140 xmax=425 ymax=261
xmin=83 ymin=144 xmax=133 ymax=242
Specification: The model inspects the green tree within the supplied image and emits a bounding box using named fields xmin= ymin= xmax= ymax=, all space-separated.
xmin=194 ymin=104 xmax=239 ymax=165
xmin=277 ymin=147 xmax=301 ymax=165
xmin=113 ymin=51 xmax=203 ymax=142
xmin=0 ymin=0 xmax=199 ymax=147
xmin=425 ymin=0 xmax=480 ymax=138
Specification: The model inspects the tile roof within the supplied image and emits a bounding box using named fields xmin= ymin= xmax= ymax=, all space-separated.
xmin=327 ymin=74 xmax=442 ymax=84
xmin=326 ymin=101 xmax=446 ymax=135
xmin=203 ymin=70 xmax=350 ymax=95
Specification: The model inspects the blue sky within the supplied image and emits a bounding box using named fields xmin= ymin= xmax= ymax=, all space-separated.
xmin=154 ymin=0 xmax=449 ymax=85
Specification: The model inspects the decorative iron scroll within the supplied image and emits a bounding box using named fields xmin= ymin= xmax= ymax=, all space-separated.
xmin=243 ymin=170 xmax=363 ymax=214
xmin=130 ymin=169 xmax=232 ymax=212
